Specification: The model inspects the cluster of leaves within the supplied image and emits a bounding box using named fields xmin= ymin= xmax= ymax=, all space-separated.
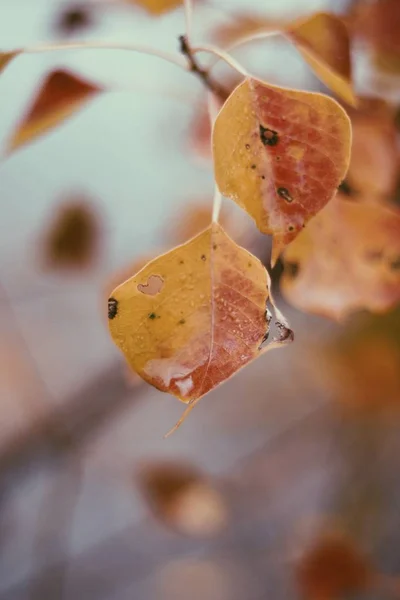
xmin=1 ymin=0 xmax=400 ymax=431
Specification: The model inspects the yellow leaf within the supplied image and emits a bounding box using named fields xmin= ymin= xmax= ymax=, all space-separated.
xmin=125 ymin=0 xmax=182 ymax=15
xmin=108 ymin=223 xmax=269 ymax=405
xmin=281 ymin=194 xmax=400 ymax=320
xmin=212 ymin=78 xmax=351 ymax=265
xmin=8 ymin=69 xmax=101 ymax=153
xmin=285 ymin=12 xmax=357 ymax=107
xmin=0 ymin=50 xmax=19 ymax=75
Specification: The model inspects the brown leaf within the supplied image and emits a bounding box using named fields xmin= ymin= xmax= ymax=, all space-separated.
xmin=281 ymin=194 xmax=400 ymax=320
xmin=213 ymin=78 xmax=351 ymax=265
xmin=352 ymin=0 xmax=400 ymax=73
xmin=108 ymin=223 xmax=270 ymax=405
xmin=138 ymin=461 xmax=227 ymax=536
xmin=125 ymin=0 xmax=182 ymax=15
xmin=8 ymin=69 xmax=101 ymax=152
xmin=296 ymin=529 xmax=373 ymax=599
xmin=42 ymin=198 xmax=100 ymax=271
xmin=0 ymin=50 xmax=19 ymax=75
xmin=346 ymin=99 xmax=399 ymax=198
xmin=286 ymin=12 xmax=356 ymax=106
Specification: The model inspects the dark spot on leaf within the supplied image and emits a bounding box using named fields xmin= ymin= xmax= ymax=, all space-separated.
xmin=178 ymin=319 xmax=186 ymax=325
xmin=338 ymin=179 xmax=354 ymax=196
xmin=179 ymin=260 xmax=184 ymax=265
xmin=248 ymin=262 xmax=252 ymax=267
xmin=285 ymin=261 xmax=299 ymax=278
xmin=390 ymin=256 xmax=400 ymax=270
xmin=288 ymin=225 xmax=295 ymax=232
xmin=259 ymin=125 xmax=279 ymax=146
xmin=276 ymin=156 xmax=281 ymax=161
xmin=261 ymin=175 xmax=265 ymax=180
xmin=245 ymin=143 xmax=250 ymax=149
xmin=108 ymin=297 xmax=118 ymax=320
xmin=213 ymin=244 xmax=217 ymax=250
xmin=149 ymin=312 xmax=157 ymax=320
xmin=251 ymin=164 xmax=256 ymax=170
xmin=277 ymin=187 xmax=293 ymax=202
xmin=201 ymin=254 xmax=206 ymax=261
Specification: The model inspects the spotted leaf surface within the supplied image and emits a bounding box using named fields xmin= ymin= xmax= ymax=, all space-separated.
xmin=286 ymin=12 xmax=356 ymax=106
xmin=8 ymin=69 xmax=101 ymax=152
xmin=213 ymin=78 xmax=351 ymax=264
xmin=108 ymin=223 xmax=269 ymax=404
xmin=281 ymin=195 xmax=400 ymax=320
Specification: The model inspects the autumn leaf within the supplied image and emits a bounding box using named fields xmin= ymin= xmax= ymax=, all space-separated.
xmin=138 ymin=461 xmax=227 ymax=535
xmin=8 ymin=69 xmax=101 ymax=153
xmin=108 ymin=223 xmax=270 ymax=409
xmin=42 ymin=198 xmax=101 ymax=271
xmin=346 ymin=98 xmax=399 ymax=198
xmin=213 ymin=78 xmax=351 ymax=265
xmin=0 ymin=50 xmax=19 ymax=75
xmin=285 ymin=12 xmax=356 ymax=107
xmin=281 ymin=194 xmax=400 ymax=320
xmin=125 ymin=0 xmax=182 ymax=15
xmin=352 ymin=0 xmax=400 ymax=74
xmin=296 ymin=529 xmax=373 ymax=599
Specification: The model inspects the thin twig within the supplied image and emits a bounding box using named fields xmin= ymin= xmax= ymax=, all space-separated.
xmin=22 ymin=40 xmax=188 ymax=70
xmin=179 ymin=35 xmax=229 ymax=101
xmin=191 ymin=44 xmax=250 ymax=78
xmin=183 ymin=0 xmax=194 ymax=42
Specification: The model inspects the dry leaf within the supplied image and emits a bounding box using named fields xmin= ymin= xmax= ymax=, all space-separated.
xmin=352 ymin=0 xmax=400 ymax=74
xmin=296 ymin=529 xmax=373 ymax=599
xmin=138 ymin=461 xmax=227 ymax=536
xmin=42 ymin=198 xmax=100 ymax=271
xmin=8 ymin=69 xmax=101 ymax=152
xmin=0 ymin=51 xmax=19 ymax=75
xmin=108 ymin=223 xmax=270 ymax=406
xmin=281 ymin=194 xmax=400 ymax=320
xmin=213 ymin=78 xmax=351 ymax=265
xmin=125 ymin=0 xmax=182 ymax=15
xmin=285 ymin=12 xmax=356 ymax=106
xmin=346 ymin=100 xmax=399 ymax=198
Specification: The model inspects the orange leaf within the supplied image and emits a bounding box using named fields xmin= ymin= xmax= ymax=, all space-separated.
xmin=346 ymin=99 xmax=398 ymax=198
xmin=0 ymin=50 xmax=19 ymax=75
xmin=8 ymin=69 xmax=101 ymax=152
xmin=297 ymin=529 xmax=373 ymax=599
xmin=108 ymin=223 xmax=270 ymax=406
xmin=125 ymin=0 xmax=182 ymax=15
xmin=213 ymin=78 xmax=351 ymax=265
xmin=285 ymin=12 xmax=356 ymax=107
xmin=281 ymin=194 xmax=400 ymax=320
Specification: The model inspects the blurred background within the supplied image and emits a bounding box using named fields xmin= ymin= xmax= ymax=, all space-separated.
xmin=1 ymin=0 xmax=400 ymax=598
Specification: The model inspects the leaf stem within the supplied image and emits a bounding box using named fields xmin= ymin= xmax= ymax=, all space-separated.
xmin=212 ymin=185 xmax=223 ymax=223
xmin=183 ymin=0 xmax=194 ymax=42
xmin=21 ymin=40 xmax=188 ymax=71
xmin=191 ymin=44 xmax=250 ymax=78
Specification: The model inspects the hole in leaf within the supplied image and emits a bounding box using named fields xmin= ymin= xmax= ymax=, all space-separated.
xmin=277 ymin=187 xmax=293 ymax=202
xmin=259 ymin=125 xmax=279 ymax=146
xmin=137 ymin=274 xmax=164 ymax=295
